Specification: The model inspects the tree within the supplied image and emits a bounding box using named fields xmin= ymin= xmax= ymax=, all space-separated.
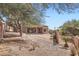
xmin=1 ymin=3 xmax=79 ymax=36
xmin=33 ymin=3 xmax=79 ymax=13
xmin=60 ymin=19 xmax=79 ymax=36
xmin=0 ymin=4 xmax=45 ymax=36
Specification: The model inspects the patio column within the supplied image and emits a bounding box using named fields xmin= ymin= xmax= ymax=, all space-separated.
xmin=36 ymin=27 xmax=38 ymax=34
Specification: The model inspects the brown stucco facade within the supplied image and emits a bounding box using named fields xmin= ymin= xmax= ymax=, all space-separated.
xmin=0 ymin=21 xmax=5 ymax=38
xmin=26 ymin=25 xmax=48 ymax=34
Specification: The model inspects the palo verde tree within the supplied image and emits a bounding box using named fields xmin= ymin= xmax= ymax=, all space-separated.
xmin=1 ymin=3 xmax=79 ymax=36
xmin=0 ymin=4 xmax=45 ymax=36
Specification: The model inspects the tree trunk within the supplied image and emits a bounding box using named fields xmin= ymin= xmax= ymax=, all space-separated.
xmin=17 ymin=20 xmax=22 ymax=37
xmin=19 ymin=23 xmax=22 ymax=37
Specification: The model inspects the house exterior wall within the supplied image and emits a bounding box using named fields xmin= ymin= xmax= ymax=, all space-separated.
xmin=26 ymin=26 xmax=48 ymax=34
xmin=42 ymin=26 xmax=48 ymax=34
xmin=6 ymin=25 xmax=14 ymax=32
xmin=0 ymin=21 xmax=5 ymax=38
xmin=0 ymin=22 xmax=2 ymax=38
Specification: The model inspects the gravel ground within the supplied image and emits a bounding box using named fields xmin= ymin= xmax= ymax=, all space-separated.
xmin=0 ymin=32 xmax=71 ymax=56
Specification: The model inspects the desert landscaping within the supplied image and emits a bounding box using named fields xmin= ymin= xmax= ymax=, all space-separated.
xmin=0 ymin=3 xmax=79 ymax=56
xmin=0 ymin=32 xmax=70 ymax=56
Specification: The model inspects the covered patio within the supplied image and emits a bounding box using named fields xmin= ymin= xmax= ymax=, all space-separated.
xmin=26 ymin=25 xmax=48 ymax=34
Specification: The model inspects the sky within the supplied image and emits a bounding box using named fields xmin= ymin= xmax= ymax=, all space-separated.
xmin=45 ymin=8 xmax=79 ymax=30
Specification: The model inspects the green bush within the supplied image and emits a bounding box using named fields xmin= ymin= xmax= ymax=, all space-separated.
xmin=62 ymin=36 xmax=72 ymax=42
xmin=60 ymin=19 xmax=79 ymax=36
